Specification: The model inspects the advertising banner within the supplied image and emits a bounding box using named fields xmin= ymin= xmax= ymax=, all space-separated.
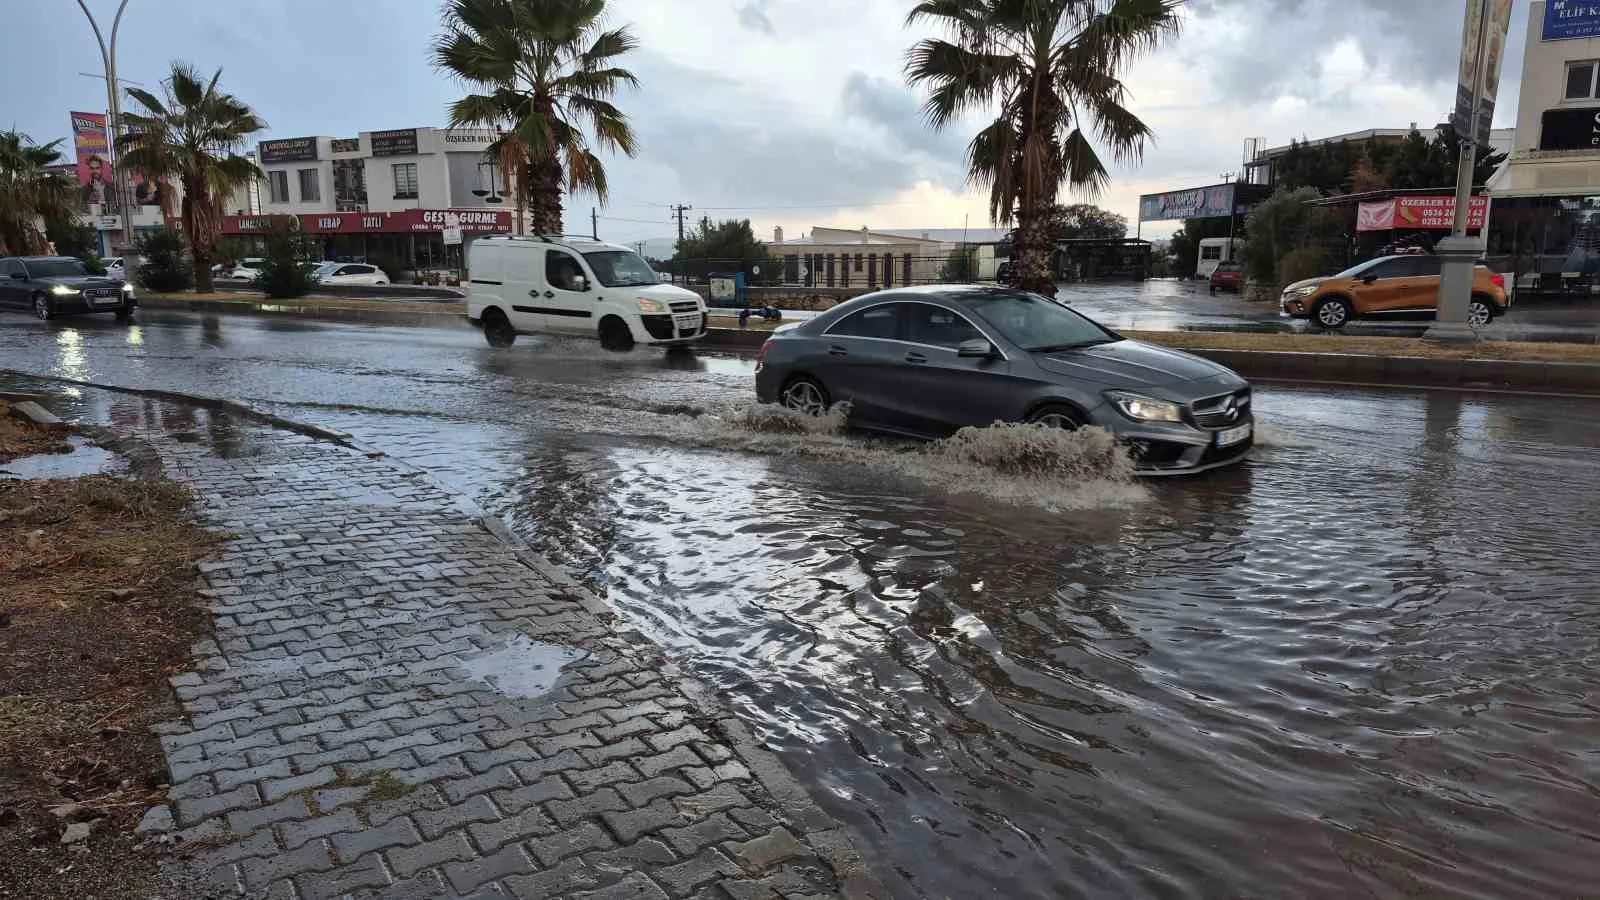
xmin=1452 ymin=0 xmax=1515 ymax=147
xmin=370 ymin=128 xmax=419 ymax=157
xmin=1539 ymin=106 xmax=1600 ymax=149
xmin=1544 ymin=0 xmax=1600 ymax=40
xmin=219 ymin=209 xmax=511 ymax=235
xmin=1137 ymin=184 xmax=1236 ymax=222
xmin=70 ymin=110 xmax=111 ymax=206
xmin=330 ymin=137 xmax=361 ymax=154
xmin=260 ymin=137 xmax=319 ymax=164
xmin=1355 ymin=196 xmax=1489 ymax=232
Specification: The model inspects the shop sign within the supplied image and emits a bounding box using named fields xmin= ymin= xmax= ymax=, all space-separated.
xmin=1539 ymin=107 xmax=1600 ymax=150
xmin=330 ymin=137 xmax=361 ymax=154
xmin=95 ymin=215 xmax=122 ymax=230
xmin=443 ymin=225 xmax=463 ymax=245
xmin=260 ymin=137 xmax=319 ymax=164
xmin=1138 ymin=184 xmax=1235 ymax=222
xmin=220 ymin=209 xmax=510 ymax=235
xmin=1544 ymin=0 xmax=1600 ymax=40
xmin=1355 ymin=196 xmax=1488 ymax=232
xmin=1451 ymin=0 xmax=1514 ymax=147
xmin=443 ymin=129 xmax=497 ymax=147
xmin=370 ymin=128 xmax=419 ymax=157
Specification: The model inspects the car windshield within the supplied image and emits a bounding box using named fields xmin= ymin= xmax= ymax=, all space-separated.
xmin=26 ymin=259 xmax=91 ymax=278
xmin=961 ymin=291 xmax=1117 ymax=352
xmin=582 ymin=250 xmax=659 ymax=287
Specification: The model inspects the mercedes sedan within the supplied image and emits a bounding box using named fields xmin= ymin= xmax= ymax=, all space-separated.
xmin=754 ymin=286 xmax=1254 ymax=474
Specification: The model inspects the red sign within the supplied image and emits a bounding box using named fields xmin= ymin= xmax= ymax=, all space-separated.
xmin=218 ymin=209 xmax=512 ymax=235
xmin=1354 ymin=195 xmax=1488 ymax=232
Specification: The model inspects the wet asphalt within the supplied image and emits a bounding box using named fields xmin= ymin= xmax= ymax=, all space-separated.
xmin=3 ymin=308 xmax=1599 ymax=899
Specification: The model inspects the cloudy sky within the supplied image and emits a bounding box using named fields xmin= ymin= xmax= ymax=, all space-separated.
xmin=4 ymin=0 xmax=1530 ymax=244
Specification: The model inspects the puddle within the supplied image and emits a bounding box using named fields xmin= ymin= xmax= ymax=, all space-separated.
xmin=456 ymin=634 xmax=587 ymax=698
xmin=0 ymin=437 xmax=121 ymax=480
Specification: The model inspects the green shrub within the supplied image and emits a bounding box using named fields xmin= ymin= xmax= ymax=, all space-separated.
xmin=256 ymin=221 xmax=317 ymax=299
xmin=134 ymin=229 xmax=192 ymax=292
xmin=1279 ymin=247 xmax=1333 ymax=286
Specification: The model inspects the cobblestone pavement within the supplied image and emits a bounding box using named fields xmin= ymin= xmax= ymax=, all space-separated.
xmin=138 ymin=421 xmax=875 ymax=899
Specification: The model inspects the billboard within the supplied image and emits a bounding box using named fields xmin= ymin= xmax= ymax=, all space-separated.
xmin=1544 ymin=0 xmax=1600 ymax=40
xmin=71 ymin=111 xmax=111 ymax=206
xmin=1452 ymin=0 xmax=1514 ymax=147
xmin=1355 ymin=196 xmax=1489 ymax=232
xmin=260 ymin=137 xmax=319 ymax=164
xmin=370 ymin=128 xmax=419 ymax=157
xmin=1539 ymin=106 xmax=1600 ymax=149
xmin=1138 ymin=184 xmax=1236 ymax=222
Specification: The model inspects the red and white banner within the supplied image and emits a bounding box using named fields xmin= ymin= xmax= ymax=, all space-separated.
xmin=215 ymin=209 xmax=512 ymax=235
xmin=1354 ymin=195 xmax=1488 ymax=232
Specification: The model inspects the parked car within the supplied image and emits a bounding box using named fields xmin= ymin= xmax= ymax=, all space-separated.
xmin=311 ymin=262 xmax=389 ymax=286
xmin=1209 ymin=261 xmax=1244 ymax=294
xmin=466 ymin=235 xmax=707 ymax=350
xmin=218 ymin=258 xmax=266 ymax=283
xmin=754 ymin=285 xmax=1254 ymax=474
xmin=103 ymin=256 xmax=125 ymax=276
xmin=1280 ymin=254 xmax=1510 ymax=328
xmin=0 ymin=255 xmax=136 ymax=321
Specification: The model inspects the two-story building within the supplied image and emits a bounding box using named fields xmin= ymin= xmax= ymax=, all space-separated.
xmin=1486 ymin=0 xmax=1600 ymax=290
xmin=230 ymin=126 xmax=514 ymax=273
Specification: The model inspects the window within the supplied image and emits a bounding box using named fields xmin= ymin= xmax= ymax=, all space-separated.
xmin=1200 ymin=244 xmax=1223 ymax=260
xmin=903 ymin=303 xmax=985 ymax=349
xmin=335 ymin=265 xmax=364 ymax=276
xmin=1566 ymin=61 xmax=1598 ymax=101
xmin=0 ymin=259 xmax=24 ymax=278
xmin=268 ymin=170 xmax=289 ymax=203
xmin=962 ymin=292 xmax=1114 ymax=352
xmin=827 ymin=303 xmax=901 ymax=340
xmin=24 ymin=259 xmax=90 ymax=277
xmin=1401 ymin=256 xmax=1442 ymax=277
xmin=297 ymin=168 xmax=320 ymax=203
xmin=545 ymin=250 xmax=587 ymax=291
xmin=392 ymin=163 xmax=418 ymax=199
xmin=582 ymin=250 xmax=658 ymax=287
xmin=854 ymin=253 xmax=863 ymax=272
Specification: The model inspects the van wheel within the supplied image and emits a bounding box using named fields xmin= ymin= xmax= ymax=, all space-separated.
xmin=482 ymin=308 xmax=516 ymax=348
xmin=32 ymin=293 xmax=53 ymax=321
xmin=1467 ymin=295 xmax=1494 ymax=327
xmin=1312 ymin=296 xmax=1352 ymax=329
xmin=599 ymin=316 xmax=634 ymax=352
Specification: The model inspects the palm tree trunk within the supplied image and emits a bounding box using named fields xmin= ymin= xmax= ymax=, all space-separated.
xmin=183 ymin=180 xmax=214 ymax=293
xmin=1015 ymin=199 xmax=1056 ymax=296
xmin=530 ymin=159 xmax=563 ymax=235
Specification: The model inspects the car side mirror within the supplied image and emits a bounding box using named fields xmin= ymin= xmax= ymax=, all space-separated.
xmin=572 ymin=275 xmax=589 ymax=292
xmin=957 ymin=338 xmax=997 ymax=359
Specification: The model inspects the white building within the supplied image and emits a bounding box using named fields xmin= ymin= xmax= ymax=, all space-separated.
xmin=768 ymin=225 xmax=964 ymax=287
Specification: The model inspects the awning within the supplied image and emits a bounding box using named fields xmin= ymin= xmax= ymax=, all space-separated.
xmin=1487 ymin=153 xmax=1600 ymax=199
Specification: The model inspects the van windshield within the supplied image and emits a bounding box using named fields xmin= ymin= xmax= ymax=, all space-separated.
xmin=582 ymin=250 xmax=659 ymax=287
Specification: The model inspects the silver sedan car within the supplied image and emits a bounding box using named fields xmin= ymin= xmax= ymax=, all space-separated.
xmin=753 ymin=286 xmax=1254 ymax=474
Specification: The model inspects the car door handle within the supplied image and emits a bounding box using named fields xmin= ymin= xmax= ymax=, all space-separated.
xmin=904 ymin=352 xmax=927 ymax=364
xmin=543 ymin=290 xmax=555 ymax=299
xmin=827 ymin=345 xmax=848 ymax=357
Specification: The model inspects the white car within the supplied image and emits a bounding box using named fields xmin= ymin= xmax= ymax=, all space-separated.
xmin=217 ymin=258 xmax=266 ymax=282
xmin=311 ymin=262 xmax=389 ymax=286
xmin=467 ymin=235 xmax=707 ymax=350
xmin=103 ymin=256 xmax=125 ymax=276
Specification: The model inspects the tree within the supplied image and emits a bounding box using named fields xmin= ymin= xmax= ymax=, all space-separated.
xmin=0 ymin=131 xmax=77 ymax=256
xmin=134 ymin=228 xmax=192 ymax=292
xmin=256 ymin=220 xmax=317 ymax=299
xmin=45 ymin=218 xmax=104 ymax=272
xmin=118 ymin=63 xmax=265 ymax=293
xmin=905 ymin=0 xmax=1179 ymax=294
xmin=940 ymin=246 xmax=978 ymax=280
xmin=671 ymin=217 xmax=772 ymax=281
xmin=1046 ymin=202 xmax=1127 ymax=241
xmin=435 ymin=0 xmax=640 ymax=236
xmin=1238 ymin=187 xmax=1346 ymax=286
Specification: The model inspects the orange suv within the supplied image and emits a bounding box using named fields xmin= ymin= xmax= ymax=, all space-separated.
xmin=1279 ymin=255 xmax=1510 ymax=329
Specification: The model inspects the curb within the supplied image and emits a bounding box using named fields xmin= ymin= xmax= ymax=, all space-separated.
xmin=139 ymin=295 xmax=462 ymax=324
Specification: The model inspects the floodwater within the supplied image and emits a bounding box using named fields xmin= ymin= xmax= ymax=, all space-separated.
xmin=3 ymin=310 xmax=1599 ymax=898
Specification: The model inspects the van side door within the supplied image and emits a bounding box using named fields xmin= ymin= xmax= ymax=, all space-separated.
xmin=502 ymin=245 xmax=549 ymax=333
xmin=538 ymin=247 xmax=596 ymax=334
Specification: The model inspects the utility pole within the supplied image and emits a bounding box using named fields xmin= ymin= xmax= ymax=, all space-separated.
xmin=76 ymin=0 xmax=133 ymax=252
xmin=670 ymin=203 xmax=692 ymax=285
xmin=591 ymin=207 xmax=598 ymax=240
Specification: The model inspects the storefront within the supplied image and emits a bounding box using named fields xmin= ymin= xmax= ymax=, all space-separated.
xmin=214 ymin=209 xmax=512 ymax=277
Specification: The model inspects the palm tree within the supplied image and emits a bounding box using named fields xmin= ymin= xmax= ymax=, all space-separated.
xmin=434 ymin=0 xmax=639 ymax=235
xmin=0 ymin=131 xmax=78 ymax=256
xmin=906 ymin=0 xmax=1179 ymax=294
xmin=118 ymin=63 xmax=265 ymax=292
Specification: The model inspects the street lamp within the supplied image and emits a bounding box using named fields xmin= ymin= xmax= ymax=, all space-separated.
xmin=75 ymin=0 xmax=134 ymax=251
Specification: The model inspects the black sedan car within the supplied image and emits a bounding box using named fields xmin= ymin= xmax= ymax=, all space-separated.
xmin=0 ymin=256 xmax=136 ymax=321
xmin=754 ymin=285 xmax=1254 ymax=474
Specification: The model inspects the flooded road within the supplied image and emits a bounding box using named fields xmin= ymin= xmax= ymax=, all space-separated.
xmin=4 ymin=309 xmax=1599 ymax=898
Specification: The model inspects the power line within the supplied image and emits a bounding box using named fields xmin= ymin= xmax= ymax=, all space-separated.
xmin=597 ymin=215 xmax=671 ymax=225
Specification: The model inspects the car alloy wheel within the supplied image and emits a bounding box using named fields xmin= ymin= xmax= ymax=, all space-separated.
xmin=781 ymin=379 xmax=828 ymax=416
xmin=1028 ymin=406 xmax=1083 ymax=430
xmin=1467 ymin=298 xmax=1493 ymax=327
xmin=1314 ymin=298 xmax=1351 ymax=328
xmin=32 ymin=294 xmax=52 ymax=321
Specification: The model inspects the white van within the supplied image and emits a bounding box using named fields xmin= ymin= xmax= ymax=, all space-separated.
xmin=1195 ymin=238 xmax=1236 ymax=279
xmin=466 ymin=235 xmax=707 ymax=350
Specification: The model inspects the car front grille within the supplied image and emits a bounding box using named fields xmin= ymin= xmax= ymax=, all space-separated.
xmin=640 ymin=315 xmax=676 ymax=339
xmin=1190 ymin=388 xmax=1251 ymax=429
xmin=669 ymin=301 xmax=699 ymax=313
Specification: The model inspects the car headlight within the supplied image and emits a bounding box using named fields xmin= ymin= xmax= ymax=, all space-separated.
xmin=636 ymin=298 xmax=668 ymax=314
xmin=51 ymin=284 xmax=78 ymax=296
xmin=1282 ymin=285 xmax=1318 ymax=299
xmin=121 ymin=283 xmax=135 ymax=294
xmin=1105 ymin=390 xmax=1183 ymax=423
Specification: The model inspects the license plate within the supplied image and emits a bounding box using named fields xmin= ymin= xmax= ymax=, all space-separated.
xmin=91 ymin=295 xmax=121 ymax=307
xmin=1215 ymin=423 xmax=1252 ymax=447
xmin=674 ymin=315 xmax=700 ymax=331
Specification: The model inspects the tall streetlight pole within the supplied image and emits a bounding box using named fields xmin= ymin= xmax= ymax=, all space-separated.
xmin=76 ymin=0 xmax=134 ymax=251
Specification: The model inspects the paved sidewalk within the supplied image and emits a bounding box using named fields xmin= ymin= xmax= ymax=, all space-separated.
xmin=136 ymin=419 xmax=872 ymax=899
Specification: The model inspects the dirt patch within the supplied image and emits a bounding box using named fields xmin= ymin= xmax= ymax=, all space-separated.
xmin=0 ymin=400 xmax=72 ymax=463
xmin=1122 ymin=329 xmax=1600 ymax=365
xmin=0 ymin=475 xmax=220 ymax=898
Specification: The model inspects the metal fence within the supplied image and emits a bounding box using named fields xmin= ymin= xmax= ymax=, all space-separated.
xmin=661 ymin=253 xmax=995 ymax=290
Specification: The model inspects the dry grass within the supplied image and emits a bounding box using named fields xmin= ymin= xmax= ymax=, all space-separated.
xmin=142 ymin=291 xmax=460 ymax=316
xmin=0 ymin=401 xmax=72 ymax=463
xmin=0 ymin=475 xmax=221 ymax=894
xmin=1122 ymin=330 xmax=1600 ymax=365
